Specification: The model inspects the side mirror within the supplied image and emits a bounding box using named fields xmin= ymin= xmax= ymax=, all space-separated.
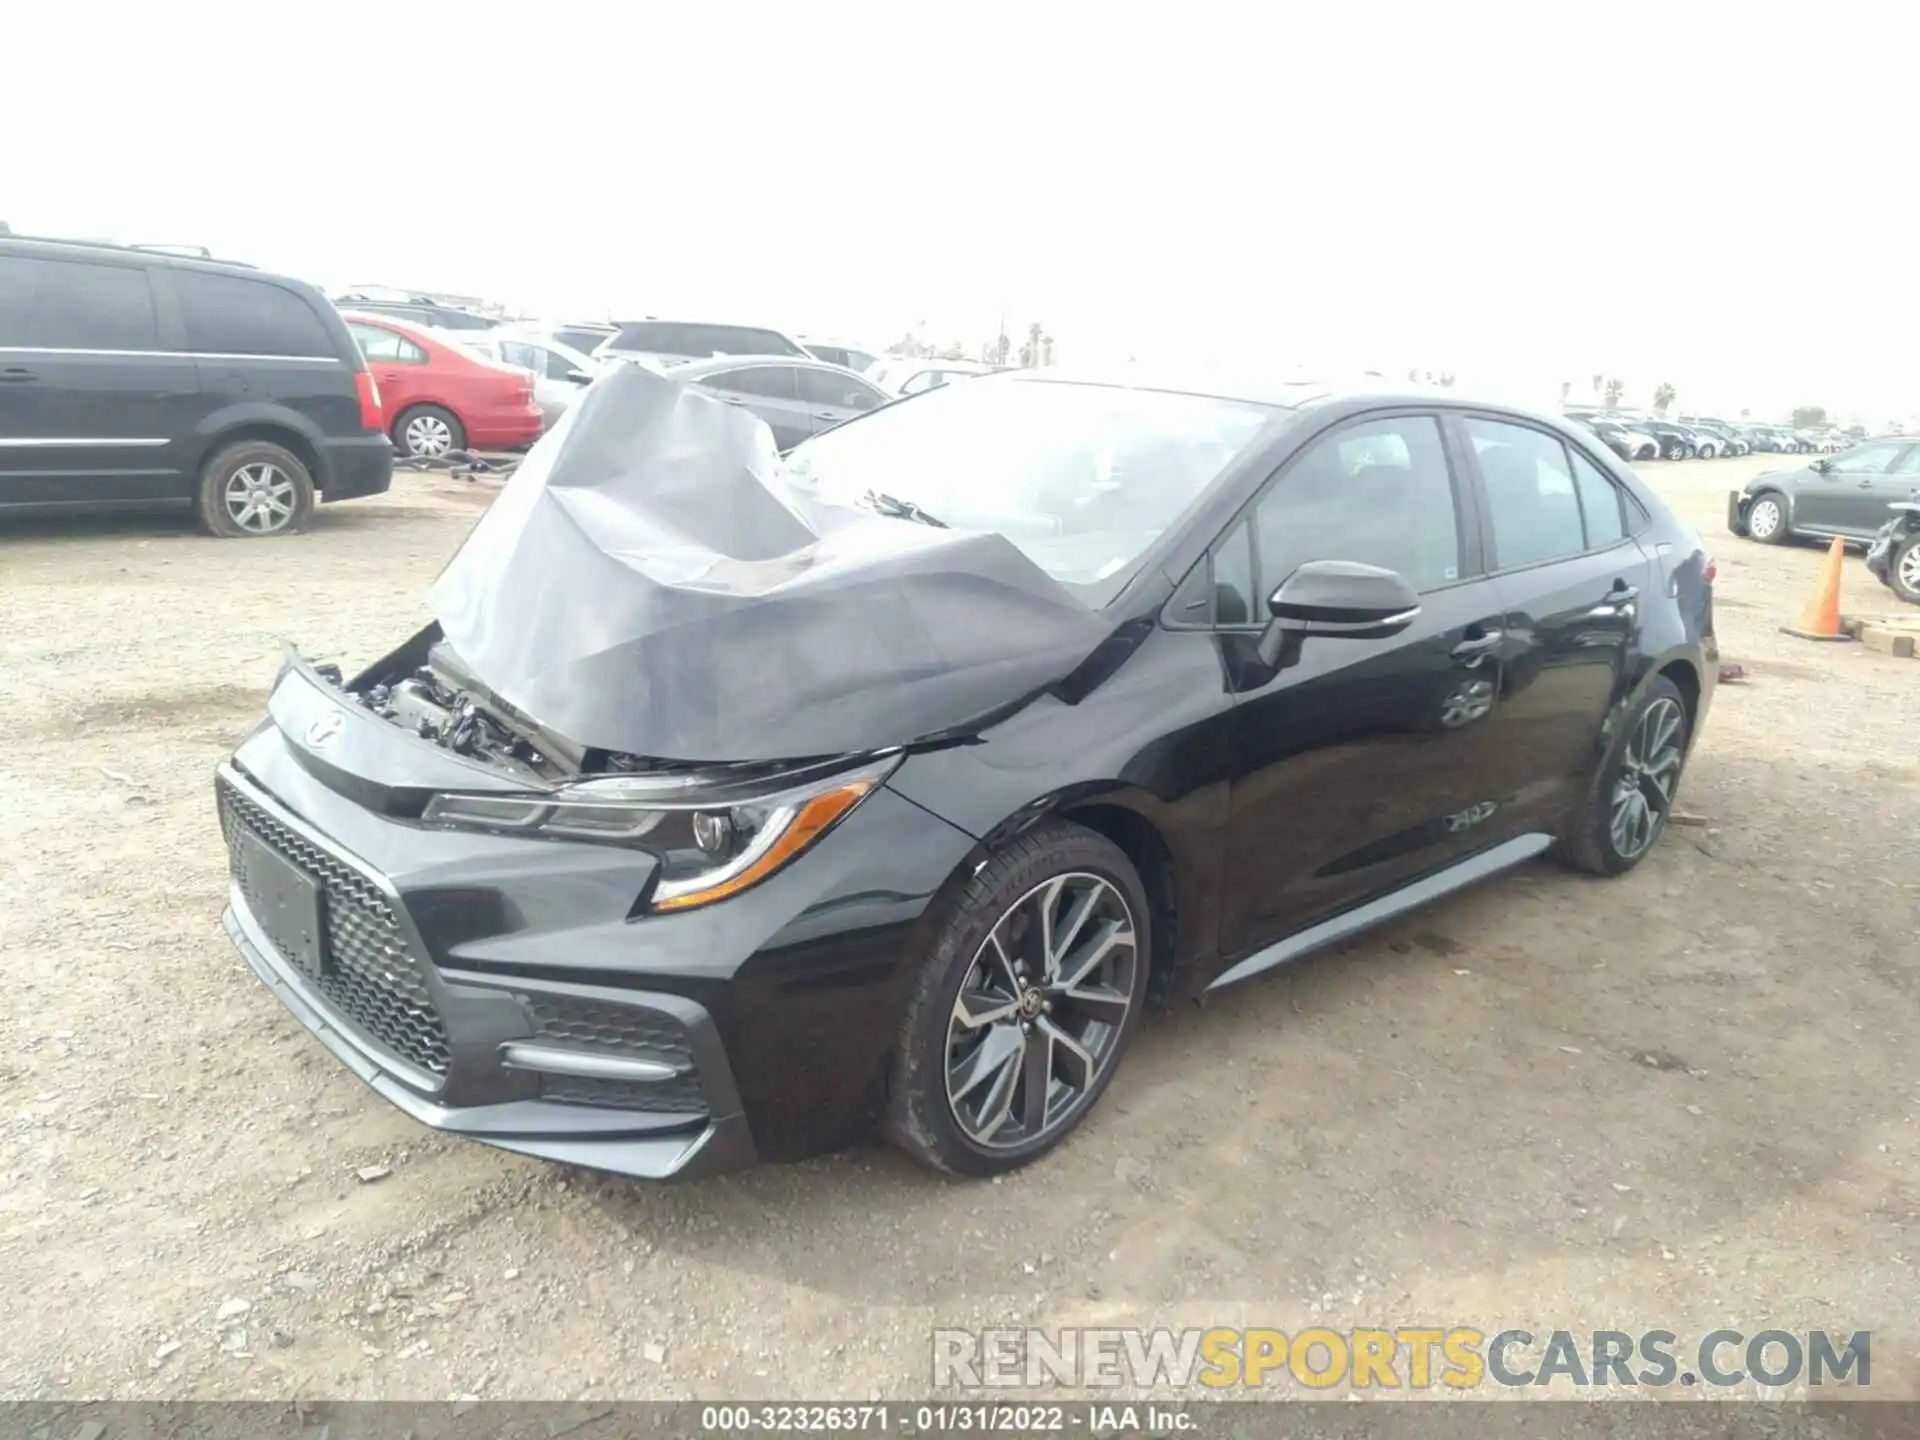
xmin=565 ymin=369 xmax=595 ymax=385
xmin=1809 ymin=457 xmax=1831 ymax=473
xmin=1257 ymin=560 xmax=1420 ymax=669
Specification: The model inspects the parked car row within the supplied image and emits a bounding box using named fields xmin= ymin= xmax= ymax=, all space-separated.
xmin=1567 ymin=411 xmax=1854 ymax=463
xmin=1727 ymin=435 xmax=1920 ymax=554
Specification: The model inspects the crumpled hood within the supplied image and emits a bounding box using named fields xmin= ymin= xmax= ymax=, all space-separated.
xmin=427 ymin=362 xmax=1110 ymax=761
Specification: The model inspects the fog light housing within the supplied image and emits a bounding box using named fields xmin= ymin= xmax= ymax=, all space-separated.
xmin=692 ymin=810 xmax=734 ymax=856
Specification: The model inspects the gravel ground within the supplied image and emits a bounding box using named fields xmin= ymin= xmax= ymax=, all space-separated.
xmin=1 ymin=456 xmax=1915 ymax=1404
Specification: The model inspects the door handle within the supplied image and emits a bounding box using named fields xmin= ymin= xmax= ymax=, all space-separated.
xmin=1451 ymin=629 xmax=1504 ymax=658
xmin=812 ymin=410 xmax=840 ymax=421
xmin=721 ymin=395 xmax=748 ymax=405
xmin=0 ymin=367 xmax=37 ymax=384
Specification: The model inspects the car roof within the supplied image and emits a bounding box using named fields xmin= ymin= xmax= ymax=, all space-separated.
xmin=1 ymin=232 xmax=280 ymax=279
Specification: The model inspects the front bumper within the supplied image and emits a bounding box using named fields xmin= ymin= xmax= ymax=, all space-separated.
xmin=211 ymin=665 xmax=979 ymax=1175
xmin=1865 ymin=521 xmax=1900 ymax=583
xmin=1726 ymin=489 xmax=1750 ymax=536
xmin=217 ymin=764 xmax=756 ymax=1179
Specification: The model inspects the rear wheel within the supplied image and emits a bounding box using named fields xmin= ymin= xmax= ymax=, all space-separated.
xmin=883 ymin=822 xmax=1149 ymax=1177
xmin=1890 ymin=535 xmax=1920 ymax=605
xmin=1745 ymin=491 xmax=1789 ymax=545
xmin=395 ymin=404 xmax=464 ymax=458
xmin=196 ymin=440 xmax=315 ymax=538
xmin=1557 ymin=676 xmax=1691 ymax=877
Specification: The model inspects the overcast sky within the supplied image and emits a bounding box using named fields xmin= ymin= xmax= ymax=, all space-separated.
xmin=7 ymin=4 xmax=1913 ymax=422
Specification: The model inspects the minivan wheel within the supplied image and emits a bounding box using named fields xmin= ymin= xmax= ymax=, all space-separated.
xmin=196 ymin=440 xmax=316 ymax=538
xmin=395 ymin=404 xmax=464 ymax=458
xmin=1745 ymin=492 xmax=1789 ymax=544
xmin=883 ymin=821 xmax=1150 ymax=1177
xmin=1557 ymin=676 xmax=1692 ymax=877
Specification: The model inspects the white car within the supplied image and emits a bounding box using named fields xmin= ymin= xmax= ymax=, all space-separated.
xmin=798 ymin=337 xmax=883 ymax=374
xmin=868 ymin=356 xmax=995 ymax=397
xmin=446 ymin=329 xmax=602 ymax=428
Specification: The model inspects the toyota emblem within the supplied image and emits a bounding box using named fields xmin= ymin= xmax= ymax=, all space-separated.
xmin=305 ymin=710 xmax=345 ymax=748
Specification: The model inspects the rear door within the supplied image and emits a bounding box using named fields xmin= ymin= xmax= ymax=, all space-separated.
xmin=697 ymin=364 xmax=814 ymax=447
xmin=347 ymin=320 xmax=430 ymax=426
xmin=1456 ymin=414 xmax=1658 ymax=831
xmin=794 ymin=365 xmax=886 ymax=435
xmin=166 ymin=268 xmax=348 ymax=449
xmin=0 ymin=250 xmax=200 ymax=506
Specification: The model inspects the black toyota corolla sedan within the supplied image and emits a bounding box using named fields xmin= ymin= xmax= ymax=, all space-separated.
xmin=215 ymin=362 xmax=1717 ymax=1180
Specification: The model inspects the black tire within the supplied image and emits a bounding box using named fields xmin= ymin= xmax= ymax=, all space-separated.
xmin=1744 ymin=490 xmax=1790 ymax=545
xmin=883 ymin=820 xmax=1151 ymax=1177
xmin=394 ymin=404 xmax=465 ymax=458
xmin=195 ymin=439 xmax=316 ymax=538
xmin=1664 ymin=441 xmax=1686 ymax=461
xmin=1556 ymin=675 xmax=1692 ymax=878
xmin=1889 ymin=535 xmax=1920 ymax=606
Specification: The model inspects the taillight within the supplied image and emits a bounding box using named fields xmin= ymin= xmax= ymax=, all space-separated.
xmin=1702 ymin=555 xmax=1718 ymax=584
xmin=355 ymin=370 xmax=384 ymax=431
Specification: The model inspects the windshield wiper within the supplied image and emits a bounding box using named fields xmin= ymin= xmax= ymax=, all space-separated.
xmin=861 ymin=489 xmax=948 ymax=529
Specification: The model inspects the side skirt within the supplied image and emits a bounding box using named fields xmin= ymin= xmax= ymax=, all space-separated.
xmin=1206 ymin=833 xmax=1554 ymax=992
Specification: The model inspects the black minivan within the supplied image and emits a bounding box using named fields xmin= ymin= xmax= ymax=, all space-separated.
xmin=0 ymin=236 xmax=392 ymax=537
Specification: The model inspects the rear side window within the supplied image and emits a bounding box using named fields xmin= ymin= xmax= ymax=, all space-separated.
xmin=703 ymin=365 xmax=798 ymax=400
xmin=176 ymin=272 xmax=335 ymax=357
xmin=0 ymin=254 xmax=158 ymax=350
xmin=1465 ymin=417 xmax=1587 ymax=569
xmin=348 ymin=322 xmax=427 ymax=364
xmin=1568 ymin=448 xmax=1627 ymax=548
xmin=797 ymin=367 xmax=883 ymax=411
xmin=554 ymin=326 xmax=612 ymax=353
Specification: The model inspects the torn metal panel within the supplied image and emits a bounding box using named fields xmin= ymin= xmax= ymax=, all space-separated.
xmin=428 ymin=363 xmax=1109 ymax=761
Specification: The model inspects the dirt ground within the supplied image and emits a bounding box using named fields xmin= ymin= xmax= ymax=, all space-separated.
xmin=1 ymin=455 xmax=1916 ymax=1405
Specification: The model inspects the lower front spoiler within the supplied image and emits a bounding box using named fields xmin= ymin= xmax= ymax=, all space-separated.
xmin=1726 ymin=489 xmax=1749 ymax=537
xmin=222 ymin=907 xmax=759 ymax=1181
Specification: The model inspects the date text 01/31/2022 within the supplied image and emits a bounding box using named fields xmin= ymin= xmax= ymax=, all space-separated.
xmin=697 ymin=1404 xmax=1194 ymax=1433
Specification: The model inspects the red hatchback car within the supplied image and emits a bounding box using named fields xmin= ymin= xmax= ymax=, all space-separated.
xmin=341 ymin=311 xmax=544 ymax=458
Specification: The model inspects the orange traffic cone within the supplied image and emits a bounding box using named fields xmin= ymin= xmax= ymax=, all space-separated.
xmin=1780 ymin=536 xmax=1853 ymax=642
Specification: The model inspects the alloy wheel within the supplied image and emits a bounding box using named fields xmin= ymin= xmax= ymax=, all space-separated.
xmin=404 ymin=413 xmax=454 ymax=456
xmin=222 ymin=462 xmax=297 ymax=534
xmin=1609 ymin=697 xmax=1685 ymax=860
xmin=944 ymin=873 xmax=1137 ymax=1150
xmin=1898 ymin=542 xmax=1920 ymax=595
xmin=1748 ymin=498 xmax=1783 ymax=539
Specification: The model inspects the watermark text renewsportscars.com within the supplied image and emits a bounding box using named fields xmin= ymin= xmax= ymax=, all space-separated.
xmin=931 ymin=1327 xmax=1871 ymax=1391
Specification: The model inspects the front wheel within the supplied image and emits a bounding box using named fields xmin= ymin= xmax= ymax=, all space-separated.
xmin=1664 ymin=441 xmax=1687 ymax=461
xmin=883 ymin=822 xmax=1150 ymax=1177
xmin=1890 ymin=535 xmax=1920 ymax=605
xmin=1557 ymin=676 xmax=1692 ymax=877
xmin=1745 ymin=491 xmax=1789 ymax=545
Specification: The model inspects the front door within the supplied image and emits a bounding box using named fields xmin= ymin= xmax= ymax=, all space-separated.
xmin=1794 ymin=441 xmax=1907 ymax=534
xmin=1214 ymin=411 xmax=1516 ymax=962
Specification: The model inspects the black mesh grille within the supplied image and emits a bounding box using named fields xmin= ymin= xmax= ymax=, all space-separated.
xmin=219 ymin=779 xmax=451 ymax=1078
xmin=541 ymin=1073 xmax=707 ymax=1113
xmin=523 ymin=995 xmax=704 ymax=1114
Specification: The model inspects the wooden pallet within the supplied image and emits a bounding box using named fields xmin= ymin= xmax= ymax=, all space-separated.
xmin=1840 ymin=613 xmax=1920 ymax=657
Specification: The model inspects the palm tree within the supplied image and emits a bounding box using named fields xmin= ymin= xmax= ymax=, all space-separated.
xmin=1652 ymin=382 xmax=1677 ymax=416
xmin=1603 ymin=377 xmax=1626 ymax=410
xmin=1039 ymin=334 xmax=1054 ymax=366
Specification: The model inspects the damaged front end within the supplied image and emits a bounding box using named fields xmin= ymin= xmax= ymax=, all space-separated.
xmin=215 ymin=363 xmax=1103 ymax=1177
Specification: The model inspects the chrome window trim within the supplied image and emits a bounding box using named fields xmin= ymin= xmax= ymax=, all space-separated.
xmin=0 ymin=436 xmax=169 ymax=447
xmin=0 ymin=346 xmax=341 ymax=364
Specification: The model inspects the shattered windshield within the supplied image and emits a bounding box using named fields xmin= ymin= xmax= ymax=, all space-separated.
xmin=783 ymin=377 xmax=1272 ymax=592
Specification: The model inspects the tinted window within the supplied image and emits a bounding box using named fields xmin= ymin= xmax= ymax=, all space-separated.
xmin=806 ymin=345 xmax=850 ymax=367
xmin=174 ymin=272 xmax=335 ymax=357
xmin=1219 ymin=414 xmax=1461 ymax=617
xmin=703 ymin=365 xmax=798 ymax=400
xmin=798 ymin=367 xmax=883 ymax=411
xmin=553 ymin=326 xmax=613 ymax=353
xmin=1832 ymin=442 xmax=1903 ymax=473
xmin=688 ymin=324 xmax=803 ymax=358
xmin=1892 ymin=447 xmax=1920 ymax=475
xmin=1569 ymin=448 xmax=1626 ymax=548
xmin=348 ymin=322 xmax=427 ymax=364
xmin=0 ymin=254 xmax=158 ymax=350
xmin=1466 ymin=417 xmax=1586 ymax=569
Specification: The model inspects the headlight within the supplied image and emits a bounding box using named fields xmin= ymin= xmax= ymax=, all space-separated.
xmin=421 ymin=754 xmax=900 ymax=912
